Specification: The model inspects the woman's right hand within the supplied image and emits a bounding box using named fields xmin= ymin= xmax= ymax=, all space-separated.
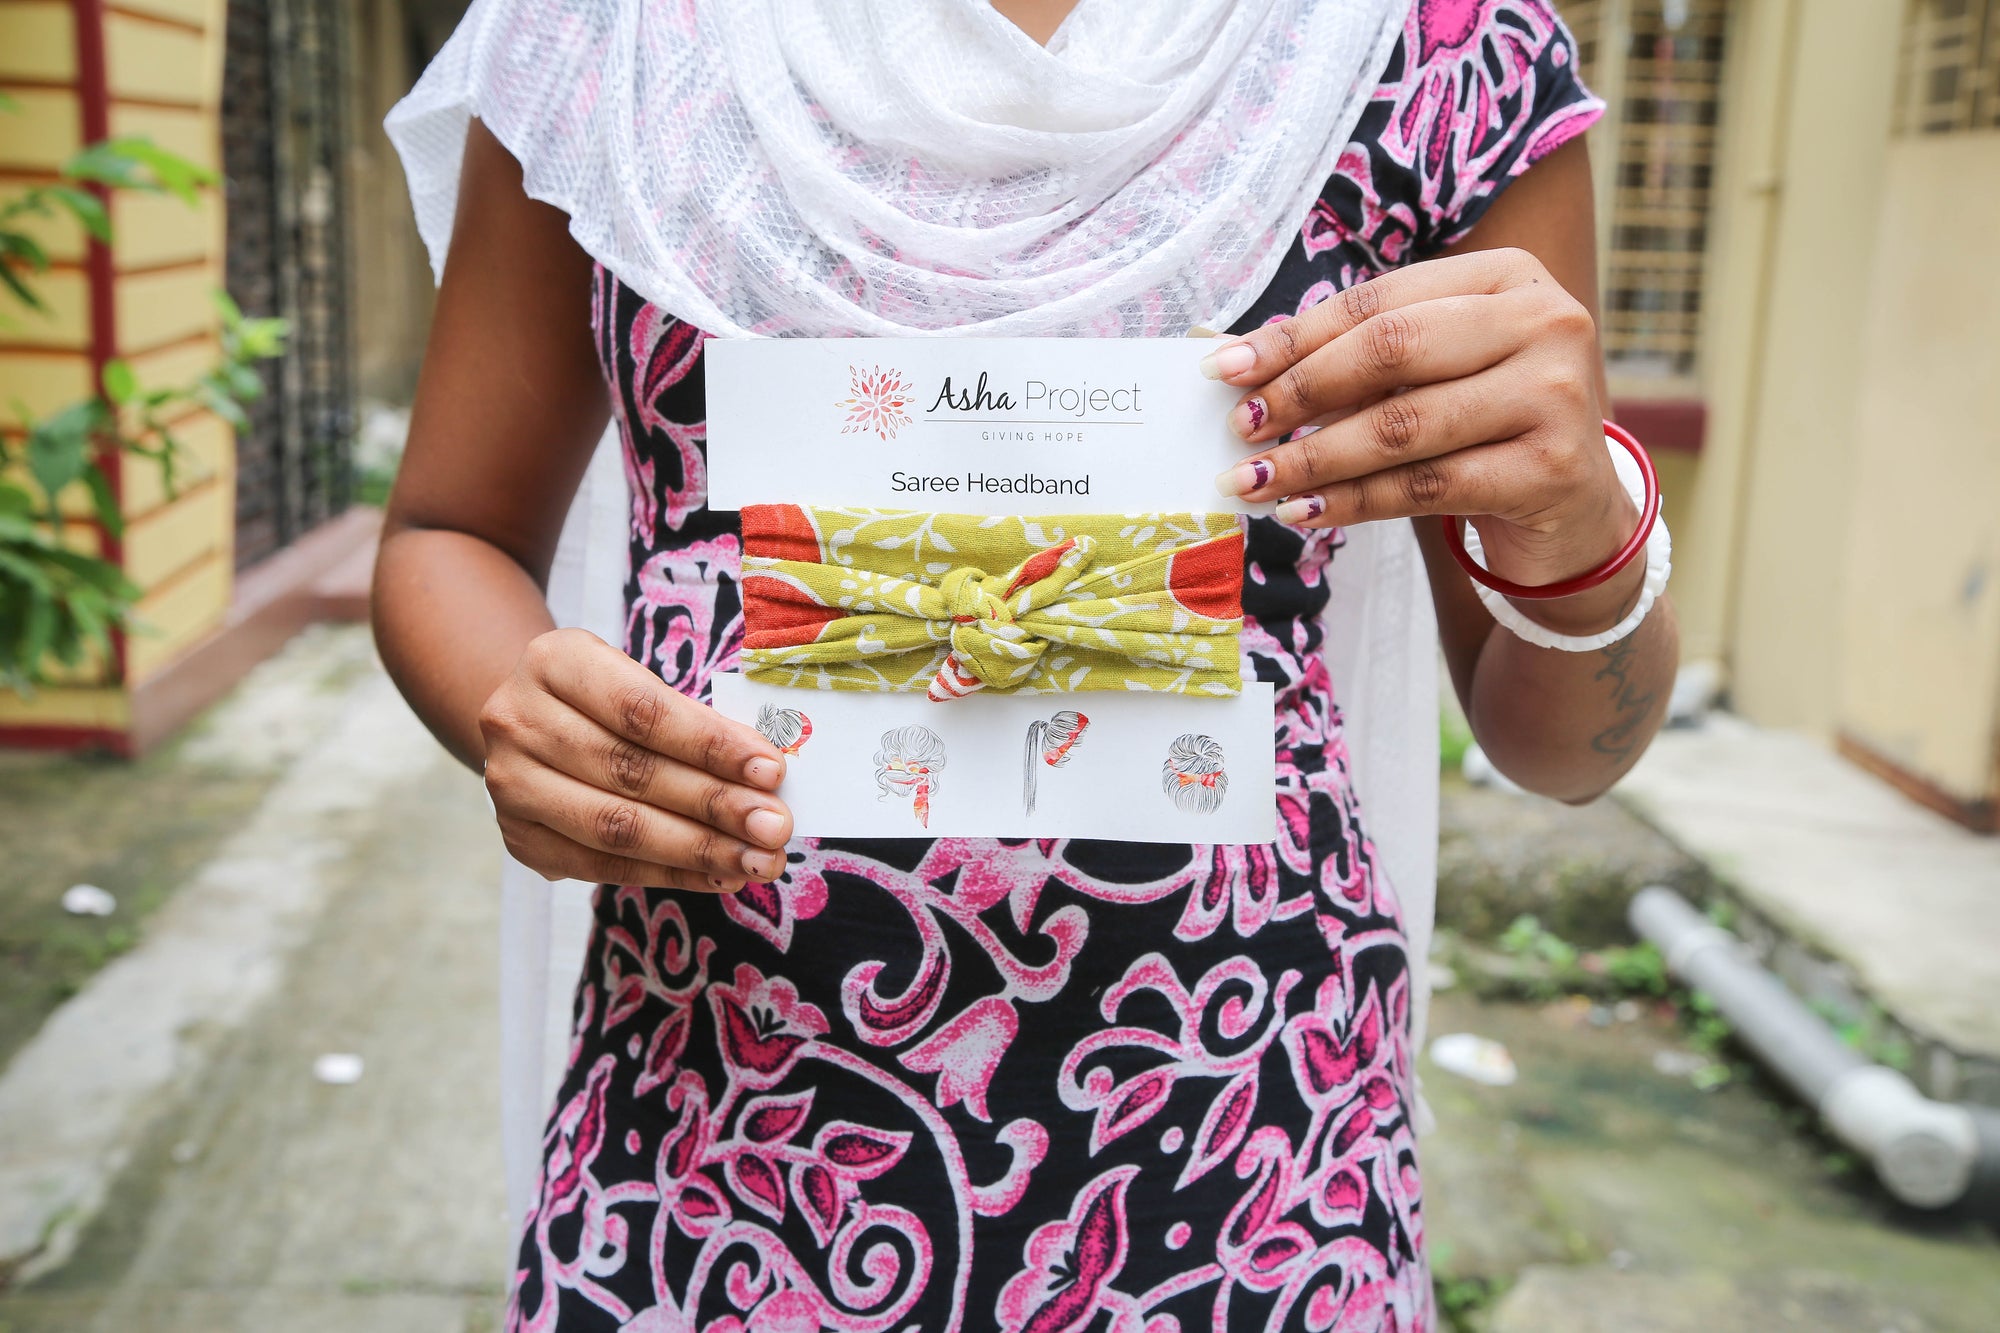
xmin=479 ymin=628 xmax=793 ymax=892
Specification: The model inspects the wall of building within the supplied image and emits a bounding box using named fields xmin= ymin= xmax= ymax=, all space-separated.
xmin=0 ymin=0 xmax=235 ymax=743
xmin=1837 ymin=131 xmax=2000 ymax=810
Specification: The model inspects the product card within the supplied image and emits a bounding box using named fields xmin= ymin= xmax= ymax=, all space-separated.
xmin=704 ymin=337 xmax=1277 ymax=846
xmin=707 ymin=338 xmax=1255 ymax=515
xmin=712 ymin=674 xmax=1277 ymax=844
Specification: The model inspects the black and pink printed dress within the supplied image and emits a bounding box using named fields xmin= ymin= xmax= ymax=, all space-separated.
xmin=508 ymin=4 xmax=1600 ymax=1329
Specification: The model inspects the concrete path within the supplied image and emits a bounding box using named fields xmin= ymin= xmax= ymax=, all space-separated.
xmin=1617 ymin=714 xmax=2000 ymax=1101
xmin=0 ymin=701 xmax=510 ymax=1330
xmin=1423 ymin=991 xmax=2000 ymax=1333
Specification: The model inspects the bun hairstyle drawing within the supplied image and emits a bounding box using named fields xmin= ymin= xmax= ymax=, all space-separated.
xmin=755 ymin=704 xmax=813 ymax=754
xmin=874 ymin=724 xmax=946 ymax=828
xmin=1022 ymin=710 xmax=1090 ymax=815
xmin=1161 ymin=733 xmax=1228 ymax=814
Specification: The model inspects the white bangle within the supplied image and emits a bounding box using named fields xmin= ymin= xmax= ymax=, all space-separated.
xmin=1459 ymin=434 xmax=1673 ymax=653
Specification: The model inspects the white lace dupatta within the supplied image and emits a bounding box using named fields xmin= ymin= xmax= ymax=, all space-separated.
xmin=388 ymin=0 xmax=1434 ymax=1233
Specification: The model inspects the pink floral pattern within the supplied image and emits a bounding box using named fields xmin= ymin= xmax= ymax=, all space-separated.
xmin=513 ymin=6 xmax=1599 ymax=1329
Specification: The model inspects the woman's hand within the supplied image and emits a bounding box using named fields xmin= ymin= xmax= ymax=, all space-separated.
xmin=479 ymin=628 xmax=793 ymax=892
xmin=1205 ymin=247 xmax=1642 ymax=634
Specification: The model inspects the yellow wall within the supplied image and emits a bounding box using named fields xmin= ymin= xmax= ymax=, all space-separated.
xmin=1721 ymin=0 xmax=1904 ymax=732
xmin=0 ymin=0 xmax=236 ymax=734
xmin=1836 ymin=132 xmax=2000 ymax=804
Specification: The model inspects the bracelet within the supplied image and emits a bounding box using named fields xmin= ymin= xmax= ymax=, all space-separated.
xmin=1441 ymin=420 xmax=1660 ymax=599
xmin=1452 ymin=427 xmax=1673 ymax=653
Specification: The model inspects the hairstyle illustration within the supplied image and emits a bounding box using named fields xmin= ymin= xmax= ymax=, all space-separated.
xmin=1161 ymin=733 xmax=1228 ymax=814
xmin=755 ymin=704 xmax=813 ymax=755
xmin=1022 ymin=710 xmax=1090 ymax=816
xmin=874 ymin=724 xmax=946 ymax=828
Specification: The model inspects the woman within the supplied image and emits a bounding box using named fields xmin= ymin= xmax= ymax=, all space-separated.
xmin=380 ymin=1 xmax=1676 ymax=1328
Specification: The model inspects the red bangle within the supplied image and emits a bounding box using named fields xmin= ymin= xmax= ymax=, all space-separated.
xmin=1440 ymin=420 xmax=1660 ymax=601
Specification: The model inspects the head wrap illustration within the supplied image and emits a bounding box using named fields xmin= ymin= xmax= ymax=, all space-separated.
xmin=1162 ymin=733 xmax=1227 ymax=814
xmin=874 ymin=724 xmax=946 ymax=828
xmin=754 ymin=704 xmax=813 ymax=755
xmin=1022 ymin=710 xmax=1090 ymax=815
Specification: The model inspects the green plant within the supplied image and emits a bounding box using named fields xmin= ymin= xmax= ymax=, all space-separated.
xmin=1434 ymin=1273 xmax=1509 ymax=1332
xmin=1595 ymin=939 xmax=1668 ymax=996
xmin=1 ymin=122 xmax=287 ymax=695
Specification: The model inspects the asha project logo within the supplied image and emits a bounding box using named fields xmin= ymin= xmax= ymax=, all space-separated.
xmin=838 ymin=364 xmax=914 ymax=440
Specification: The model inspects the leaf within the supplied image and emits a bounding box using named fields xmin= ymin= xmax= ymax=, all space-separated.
xmin=0 ymin=230 xmax=50 ymax=271
xmin=210 ymin=286 xmax=244 ymax=326
xmin=101 ymin=358 xmax=138 ymax=406
xmin=41 ymin=185 xmax=110 ymax=242
xmin=0 ymin=260 xmax=47 ymax=312
xmin=27 ymin=414 xmax=92 ymax=503
xmin=82 ymin=466 xmax=122 ymax=537
xmin=19 ymin=583 xmax=55 ymax=677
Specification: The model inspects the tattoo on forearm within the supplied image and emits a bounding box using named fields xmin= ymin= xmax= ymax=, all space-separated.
xmin=1589 ymin=631 xmax=1655 ymax=760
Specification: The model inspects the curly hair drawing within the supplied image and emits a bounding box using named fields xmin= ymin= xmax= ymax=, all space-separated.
xmin=1022 ymin=710 xmax=1089 ymax=815
xmin=1161 ymin=733 xmax=1227 ymax=814
xmin=874 ymin=724 xmax=946 ymax=828
xmin=755 ymin=704 xmax=813 ymax=754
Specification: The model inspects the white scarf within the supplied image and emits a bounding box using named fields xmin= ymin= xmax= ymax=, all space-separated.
xmin=388 ymin=0 xmax=1408 ymax=337
xmin=388 ymin=0 xmax=1435 ymax=1237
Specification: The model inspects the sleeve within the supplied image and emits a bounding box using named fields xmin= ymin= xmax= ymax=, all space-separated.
xmin=1401 ymin=0 xmax=1607 ymax=256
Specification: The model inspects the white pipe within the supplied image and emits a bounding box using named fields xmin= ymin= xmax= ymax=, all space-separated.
xmin=1629 ymin=886 xmax=1998 ymax=1210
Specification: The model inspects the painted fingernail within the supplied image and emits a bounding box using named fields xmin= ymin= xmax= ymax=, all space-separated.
xmin=744 ymin=756 xmax=782 ymax=788
xmin=1215 ymin=457 xmax=1273 ymax=498
xmin=707 ymin=876 xmax=743 ymax=893
xmin=1273 ymin=494 xmax=1326 ymax=525
xmin=745 ymin=807 xmax=788 ymax=848
xmin=741 ymin=849 xmax=784 ymax=882
xmin=1230 ymin=397 xmax=1267 ymax=439
xmin=1198 ymin=342 xmax=1256 ymax=380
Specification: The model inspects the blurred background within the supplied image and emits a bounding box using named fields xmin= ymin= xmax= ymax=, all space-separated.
xmin=0 ymin=1 xmax=1996 ymax=1329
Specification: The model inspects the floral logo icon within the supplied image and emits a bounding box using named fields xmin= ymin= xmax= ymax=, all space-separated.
xmin=838 ymin=364 xmax=914 ymax=440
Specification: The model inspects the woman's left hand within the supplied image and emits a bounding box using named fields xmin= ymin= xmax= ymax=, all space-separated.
xmin=1204 ymin=247 xmax=1640 ymax=631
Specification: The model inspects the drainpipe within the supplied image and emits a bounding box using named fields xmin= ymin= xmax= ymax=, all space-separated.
xmin=1629 ymin=886 xmax=2000 ymax=1210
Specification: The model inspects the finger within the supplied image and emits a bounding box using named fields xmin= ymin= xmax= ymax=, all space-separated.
xmin=1270 ymin=440 xmax=1529 ymax=529
xmin=488 ymin=757 xmax=789 ymax=883
xmin=1227 ymin=291 xmax=1538 ymax=443
xmin=525 ymin=628 xmax=785 ymax=789
xmin=499 ymin=817 xmax=744 ymax=893
xmin=1198 ymin=248 xmax=1540 ymax=385
xmin=501 ymin=693 xmax=794 ymax=850
xmin=1217 ymin=368 xmax=1538 ymax=503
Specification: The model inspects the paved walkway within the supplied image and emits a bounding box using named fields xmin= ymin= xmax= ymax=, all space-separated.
xmin=1617 ymin=714 xmax=2000 ymax=1101
xmin=1424 ymin=992 xmax=2000 ymax=1333
xmin=0 ymin=728 xmax=509 ymax=1330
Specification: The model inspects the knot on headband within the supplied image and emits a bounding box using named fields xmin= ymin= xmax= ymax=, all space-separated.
xmin=740 ymin=506 xmax=1244 ymax=700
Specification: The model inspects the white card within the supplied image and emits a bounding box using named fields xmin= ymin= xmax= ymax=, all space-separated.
xmin=712 ymin=674 xmax=1277 ymax=845
xmin=706 ymin=338 xmax=1257 ymax=515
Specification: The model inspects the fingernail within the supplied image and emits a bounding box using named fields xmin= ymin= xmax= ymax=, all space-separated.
xmin=744 ymin=756 xmax=782 ymax=788
xmin=1198 ymin=342 xmax=1256 ymax=380
xmin=745 ymin=807 xmax=788 ymax=848
xmin=1230 ymin=397 xmax=1267 ymax=439
xmin=741 ymin=849 xmax=784 ymax=882
xmin=1215 ymin=457 xmax=1273 ymax=498
xmin=1274 ymin=494 xmax=1326 ymax=525
xmin=707 ymin=876 xmax=743 ymax=893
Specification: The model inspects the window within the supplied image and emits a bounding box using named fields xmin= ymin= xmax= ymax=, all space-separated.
xmin=1566 ymin=0 xmax=1729 ymax=381
xmin=1896 ymin=0 xmax=2000 ymax=135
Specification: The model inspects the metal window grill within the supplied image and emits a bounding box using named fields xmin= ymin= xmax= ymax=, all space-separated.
xmin=1563 ymin=0 xmax=1728 ymax=381
xmin=220 ymin=0 xmax=357 ymax=570
xmin=1896 ymin=0 xmax=2000 ymax=135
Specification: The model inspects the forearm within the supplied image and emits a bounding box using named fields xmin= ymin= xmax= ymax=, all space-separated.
xmin=1465 ymin=592 xmax=1676 ymax=803
xmin=1421 ymin=515 xmax=1679 ymax=802
xmin=372 ymin=523 xmax=557 ymax=771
